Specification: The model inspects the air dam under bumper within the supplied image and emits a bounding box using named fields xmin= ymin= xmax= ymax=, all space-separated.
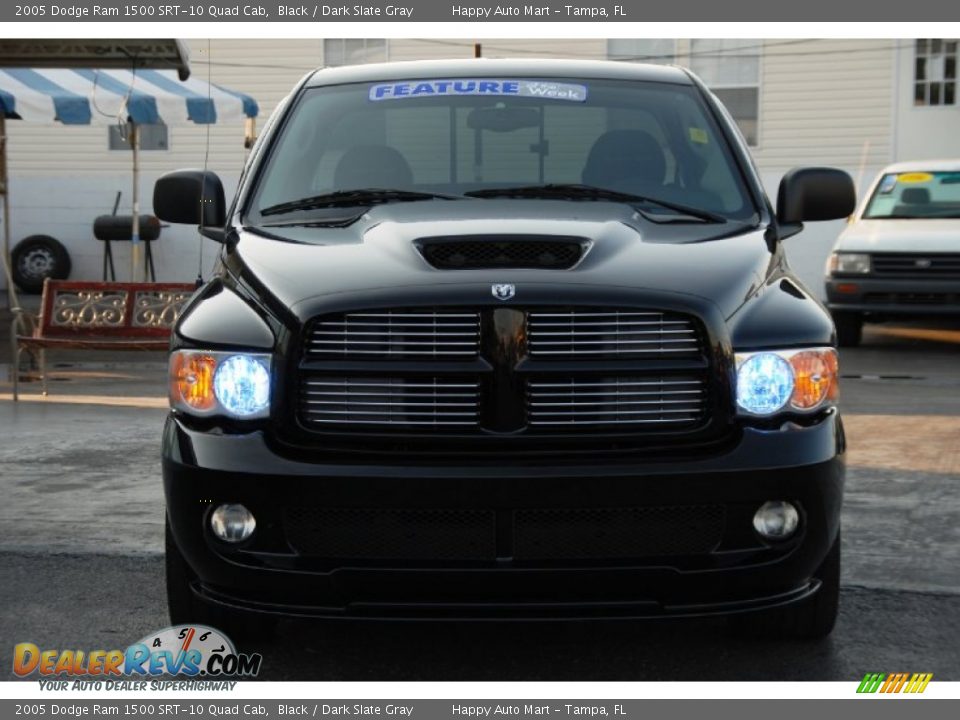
xmin=826 ymin=276 xmax=960 ymax=315
xmin=163 ymin=413 xmax=845 ymax=621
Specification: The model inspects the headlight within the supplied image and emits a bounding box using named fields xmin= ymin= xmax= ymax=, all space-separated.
xmin=827 ymin=252 xmax=870 ymax=275
xmin=735 ymin=348 xmax=838 ymax=416
xmin=170 ymin=350 xmax=271 ymax=419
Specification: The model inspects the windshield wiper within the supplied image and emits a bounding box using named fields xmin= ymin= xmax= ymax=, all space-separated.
xmin=465 ymin=183 xmax=727 ymax=223
xmin=260 ymin=188 xmax=464 ymax=216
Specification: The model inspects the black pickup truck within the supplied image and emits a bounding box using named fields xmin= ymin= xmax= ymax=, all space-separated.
xmin=155 ymin=59 xmax=855 ymax=641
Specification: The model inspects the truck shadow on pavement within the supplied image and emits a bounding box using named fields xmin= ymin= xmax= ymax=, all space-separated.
xmin=6 ymin=553 xmax=957 ymax=682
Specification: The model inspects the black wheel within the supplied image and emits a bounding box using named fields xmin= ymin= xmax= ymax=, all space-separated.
xmin=731 ymin=532 xmax=841 ymax=640
xmin=165 ymin=519 xmax=277 ymax=648
xmin=833 ymin=312 xmax=863 ymax=347
xmin=11 ymin=235 xmax=72 ymax=294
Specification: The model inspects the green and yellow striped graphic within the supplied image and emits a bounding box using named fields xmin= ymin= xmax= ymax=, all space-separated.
xmin=857 ymin=672 xmax=933 ymax=694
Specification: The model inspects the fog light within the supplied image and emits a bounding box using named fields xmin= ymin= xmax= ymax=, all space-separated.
xmin=210 ymin=504 xmax=256 ymax=543
xmin=753 ymin=501 xmax=799 ymax=540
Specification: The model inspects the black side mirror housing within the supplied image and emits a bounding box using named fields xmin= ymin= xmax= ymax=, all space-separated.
xmin=153 ymin=170 xmax=227 ymax=241
xmin=776 ymin=167 xmax=857 ymax=228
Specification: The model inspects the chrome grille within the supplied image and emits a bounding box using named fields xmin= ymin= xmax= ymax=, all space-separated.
xmin=527 ymin=376 xmax=707 ymax=427
xmin=872 ymin=253 xmax=960 ymax=278
xmin=527 ymin=310 xmax=701 ymax=358
xmin=299 ymin=377 xmax=480 ymax=428
xmin=306 ymin=310 xmax=480 ymax=359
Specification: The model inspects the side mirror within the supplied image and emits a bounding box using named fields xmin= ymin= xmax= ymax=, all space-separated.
xmin=153 ymin=170 xmax=227 ymax=241
xmin=776 ymin=167 xmax=857 ymax=227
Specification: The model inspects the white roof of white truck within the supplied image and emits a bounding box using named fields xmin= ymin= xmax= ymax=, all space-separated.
xmin=879 ymin=159 xmax=960 ymax=173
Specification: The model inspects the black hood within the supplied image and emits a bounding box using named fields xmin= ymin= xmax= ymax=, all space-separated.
xmin=228 ymin=200 xmax=773 ymax=321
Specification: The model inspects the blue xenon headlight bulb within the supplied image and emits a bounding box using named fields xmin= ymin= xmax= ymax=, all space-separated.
xmin=213 ymin=355 xmax=271 ymax=417
xmin=736 ymin=352 xmax=795 ymax=415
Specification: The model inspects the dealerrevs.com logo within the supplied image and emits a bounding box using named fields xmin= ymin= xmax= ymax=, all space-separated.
xmin=13 ymin=625 xmax=262 ymax=683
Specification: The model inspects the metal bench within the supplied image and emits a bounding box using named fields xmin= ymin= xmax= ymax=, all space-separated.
xmin=10 ymin=279 xmax=194 ymax=400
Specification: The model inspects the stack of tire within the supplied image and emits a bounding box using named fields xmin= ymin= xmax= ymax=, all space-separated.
xmin=10 ymin=236 xmax=71 ymax=293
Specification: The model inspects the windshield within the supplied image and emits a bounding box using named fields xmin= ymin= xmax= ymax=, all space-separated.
xmin=246 ymin=77 xmax=757 ymax=224
xmin=863 ymin=171 xmax=960 ymax=219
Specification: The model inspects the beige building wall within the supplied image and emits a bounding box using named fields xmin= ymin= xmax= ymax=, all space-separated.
xmin=4 ymin=38 xmax=899 ymax=178
xmin=1 ymin=38 xmax=906 ymax=292
xmin=753 ymin=38 xmax=895 ymax=171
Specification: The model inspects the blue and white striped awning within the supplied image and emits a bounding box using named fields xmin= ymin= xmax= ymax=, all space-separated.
xmin=0 ymin=68 xmax=258 ymax=125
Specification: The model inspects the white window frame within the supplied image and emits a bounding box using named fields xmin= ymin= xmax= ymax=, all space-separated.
xmin=913 ymin=39 xmax=958 ymax=107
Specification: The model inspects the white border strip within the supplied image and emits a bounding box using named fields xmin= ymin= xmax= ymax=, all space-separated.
xmin=1 ymin=681 xmax=958 ymax=699
xmin=5 ymin=21 xmax=960 ymax=39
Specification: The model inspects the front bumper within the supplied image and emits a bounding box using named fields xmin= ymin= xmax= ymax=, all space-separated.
xmin=826 ymin=276 xmax=960 ymax=315
xmin=163 ymin=412 xmax=845 ymax=621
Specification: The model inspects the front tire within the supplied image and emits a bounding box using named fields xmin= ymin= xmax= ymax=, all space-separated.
xmin=165 ymin=518 xmax=277 ymax=647
xmin=732 ymin=532 xmax=841 ymax=640
xmin=833 ymin=312 xmax=863 ymax=347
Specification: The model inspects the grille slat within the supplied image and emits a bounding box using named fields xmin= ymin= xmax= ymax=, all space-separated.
xmin=528 ymin=376 xmax=707 ymax=429
xmin=304 ymin=401 xmax=477 ymax=408
xmin=306 ymin=310 xmax=480 ymax=359
xmin=312 ymin=331 xmax=478 ymax=337
xmin=534 ymin=327 xmax=694 ymax=335
xmin=342 ymin=312 xmax=479 ymax=319
xmin=316 ymin=322 xmax=478 ymax=328
xmin=299 ymin=377 xmax=480 ymax=429
xmin=530 ymin=399 xmax=702 ymax=407
xmin=530 ymin=337 xmax=698 ymax=346
xmin=532 ymin=312 xmax=665 ymax=318
xmin=531 ymin=347 xmax=698 ymax=356
xmin=305 ymin=381 xmax=477 ymax=389
xmin=527 ymin=309 xmax=702 ymax=359
xmin=872 ymin=253 xmax=960 ymax=278
xmin=533 ymin=380 xmax=701 ymax=388
xmin=310 ymin=340 xmax=478 ymax=346
xmin=311 ymin=409 xmax=478 ymax=416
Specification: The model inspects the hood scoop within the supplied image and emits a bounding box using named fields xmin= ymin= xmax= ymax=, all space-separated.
xmin=416 ymin=235 xmax=588 ymax=270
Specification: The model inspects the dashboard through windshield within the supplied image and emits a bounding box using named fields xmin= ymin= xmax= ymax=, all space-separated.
xmin=245 ymin=77 xmax=758 ymax=225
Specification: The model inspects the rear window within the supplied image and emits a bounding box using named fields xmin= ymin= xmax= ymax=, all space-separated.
xmin=864 ymin=171 xmax=960 ymax=219
xmin=247 ymin=77 xmax=756 ymax=222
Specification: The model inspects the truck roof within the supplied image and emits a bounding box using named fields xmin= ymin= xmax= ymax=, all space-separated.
xmin=880 ymin=159 xmax=960 ymax=173
xmin=304 ymin=58 xmax=693 ymax=87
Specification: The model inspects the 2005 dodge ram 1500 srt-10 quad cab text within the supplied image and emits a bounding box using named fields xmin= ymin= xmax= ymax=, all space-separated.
xmin=155 ymin=59 xmax=856 ymax=640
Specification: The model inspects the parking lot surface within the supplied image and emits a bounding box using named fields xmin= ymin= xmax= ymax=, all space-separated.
xmin=1 ymin=320 xmax=959 ymax=680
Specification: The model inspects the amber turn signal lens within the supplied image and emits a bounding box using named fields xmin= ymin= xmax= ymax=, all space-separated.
xmin=170 ymin=352 xmax=217 ymax=411
xmin=789 ymin=349 xmax=838 ymax=410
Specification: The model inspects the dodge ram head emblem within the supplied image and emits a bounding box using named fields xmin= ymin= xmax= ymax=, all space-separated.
xmin=491 ymin=283 xmax=516 ymax=301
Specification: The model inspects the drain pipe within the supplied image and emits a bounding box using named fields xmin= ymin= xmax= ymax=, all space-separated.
xmin=1 ymin=113 xmax=23 ymax=322
xmin=2 ymin=112 xmax=27 ymax=396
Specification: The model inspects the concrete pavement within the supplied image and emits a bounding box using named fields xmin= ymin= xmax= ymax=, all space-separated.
xmin=0 ymin=320 xmax=958 ymax=679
